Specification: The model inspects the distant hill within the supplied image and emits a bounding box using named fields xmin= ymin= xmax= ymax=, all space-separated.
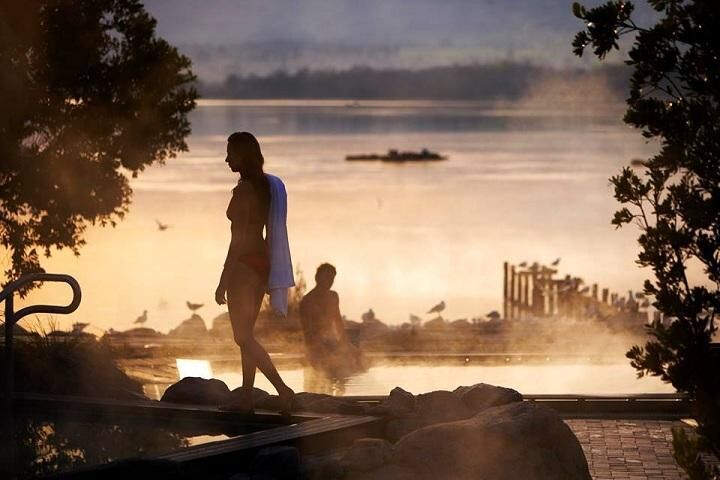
xmin=199 ymin=63 xmax=630 ymax=101
xmin=145 ymin=0 xmax=657 ymax=81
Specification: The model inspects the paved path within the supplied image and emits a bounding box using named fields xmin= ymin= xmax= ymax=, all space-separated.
xmin=567 ymin=419 xmax=688 ymax=479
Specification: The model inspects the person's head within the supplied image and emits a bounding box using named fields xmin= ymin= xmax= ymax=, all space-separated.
xmin=315 ymin=263 xmax=337 ymax=290
xmin=226 ymin=131 xmax=264 ymax=178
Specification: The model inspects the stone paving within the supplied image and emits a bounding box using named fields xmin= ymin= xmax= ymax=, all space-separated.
xmin=566 ymin=419 xmax=688 ymax=480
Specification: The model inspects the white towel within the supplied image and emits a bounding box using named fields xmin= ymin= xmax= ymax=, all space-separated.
xmin=266 ymin=173 xmax=295 ymax=315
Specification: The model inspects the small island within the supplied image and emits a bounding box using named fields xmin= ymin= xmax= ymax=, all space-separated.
xmin=346 ymin=148 xmax=447 ymax=162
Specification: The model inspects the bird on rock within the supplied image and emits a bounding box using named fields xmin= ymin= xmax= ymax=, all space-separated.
xmin=134 ymin=310 xmax=148 ymax=324
xmin=427 ymin=301 xmax=446 ymax=314
xmin=186 ymin=301 xmax=204 ymax=312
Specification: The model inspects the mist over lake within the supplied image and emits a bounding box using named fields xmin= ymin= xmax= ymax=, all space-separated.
xmin=21 ymin=98 xmax=661 ymax=334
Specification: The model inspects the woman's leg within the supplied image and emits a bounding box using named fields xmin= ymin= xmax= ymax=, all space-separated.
xmin=228 ymin=263 xmax=293 ymax=397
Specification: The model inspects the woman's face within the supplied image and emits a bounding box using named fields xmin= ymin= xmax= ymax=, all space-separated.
xmin=225 ymin=142 xmax=245 ymax=173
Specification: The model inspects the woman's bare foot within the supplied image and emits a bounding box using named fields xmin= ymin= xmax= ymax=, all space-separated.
xmin=277 ymin=386 xmax=295 ymax=414
xmin=219 ymin=390 xmax=254 ymax=413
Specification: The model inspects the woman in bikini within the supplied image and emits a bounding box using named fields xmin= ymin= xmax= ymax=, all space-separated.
xmin=215 ymin=131 xmax=294 ymax=412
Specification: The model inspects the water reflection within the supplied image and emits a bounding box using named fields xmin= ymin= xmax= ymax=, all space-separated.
xmin=168 ymin=358 xmax=673 ymax=399
xmin=9 ymin=416 xmax=187 ymax=478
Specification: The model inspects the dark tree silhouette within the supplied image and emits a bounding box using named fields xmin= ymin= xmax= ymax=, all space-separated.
xmin=573 ymin=1 xmax=719 ymax=477
xmin=0 ymin=0 xmax=197 ymax=290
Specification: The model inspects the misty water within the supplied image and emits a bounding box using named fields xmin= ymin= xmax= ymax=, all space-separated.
xmin=29 ymin=98 xmax=661 ymax=333
xmin=135 ymin=355 xmax=673 ymax=399
xmin=17 ymin=97 xmax=678 ymax=396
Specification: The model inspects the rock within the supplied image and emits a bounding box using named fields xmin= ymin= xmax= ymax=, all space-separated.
xmin=385 ymin=415 xmax=423 ymax=443
xmin=414 ymin=390 xmax=474 ymax=425
xmin=160 ymin=377 xmax=230 ymax=405
xmin=250 ymin=446 xmax=301 ymax=480
xmin=167 ymin=313 xmax=208 ymax=338
xmin=293 ymin=392 xmax=334 ymax=410
xmin=392 ymin=401 xmax=591 ymax=480
xmin=366 ymin=387 xmax=415 ymax=418
xmin=453 ymin=383 xmax=523 ymax=413
xmin=341 ymin=438 xmax=394 ymax=472
xmin=291 ymin=392 xmax=364 ymax=414
xmin=228 ymin=387 xmax=271 ymax=407
xmin=210 ymin=312 xmax=232 ymax=338
xmin=300 ymin=454 xmax=344 ymax=480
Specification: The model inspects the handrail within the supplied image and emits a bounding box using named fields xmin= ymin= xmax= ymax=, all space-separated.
xmin=0 ymin=272 xmax=81 ymax=315
xmin=2 ymin=273 xmax=82 ymax=411
xmin=0 ymin=273 xmax=82 ymax=478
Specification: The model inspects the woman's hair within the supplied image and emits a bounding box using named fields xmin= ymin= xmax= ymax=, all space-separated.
xmin=228 ymin=131 xmax=270 ymax=207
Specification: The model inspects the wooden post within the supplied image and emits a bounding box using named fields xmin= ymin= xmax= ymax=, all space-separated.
xmin=601 ymin=288 xmax=609 ymax=304
xmin=522 ymin=273 xmax=530 ymax=320
xmin=503 ymin=262 xmax=509 ymax=321
xmin=591 ymin=283 xmax=598 ymax=301
xmin=510 ymin=265 xmax=517 ymax=320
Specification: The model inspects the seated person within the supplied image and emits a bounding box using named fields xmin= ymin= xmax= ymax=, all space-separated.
xmin=300 ymin=263 xmax=365 ymax=376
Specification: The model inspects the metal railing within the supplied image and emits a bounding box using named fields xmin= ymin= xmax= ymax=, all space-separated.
xmin=0 ymin=273 xmax=81 ymax=479
xmin=1 ymin=273 xmax=82 ymax=409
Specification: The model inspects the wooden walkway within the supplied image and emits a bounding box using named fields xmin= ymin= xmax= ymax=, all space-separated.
xmin=11 ymin=393 xmax=714 ymax=479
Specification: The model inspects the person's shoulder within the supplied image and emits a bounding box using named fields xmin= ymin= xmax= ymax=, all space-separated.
xmin=232 ymin=181 xmax=254 ymax=197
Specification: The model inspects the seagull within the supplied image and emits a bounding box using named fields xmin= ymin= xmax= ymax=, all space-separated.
xmin=156 ymin=219 xmax=170 ymax=231
xmin=427 ymin=301 xmax=445 ymax=314
xmin=409 ymin=314 xmax=422 ymax=324
xmin=186 ymin=301 xmax=204 ymax=312
xmin=518 ymin=262 xmax=528 ymax=268
xmin=551 ymin=258 xmax=561 ymax=266
xmin=486 ymin=310 xmax=501 ymax=320
xmin=134 ymin=310 xmax=148 ymax=324
xmin=578 ymin=286 xmax=590 ymax=294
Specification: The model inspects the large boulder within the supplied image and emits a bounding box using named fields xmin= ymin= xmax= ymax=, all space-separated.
xmin=385 ymin=390 xmax=473 ymax=442
xmin=340 ymin=438 xmax=394 ymax=472
xmin=453 ymin=383 xmax=523 ymax=413
xmin=391 ymin=401 xmax=591 ymax=480
xmin=228 ymin=387 xmax=271 ymax=407
xmin=160 ymin=377 xmax=231 ymax=405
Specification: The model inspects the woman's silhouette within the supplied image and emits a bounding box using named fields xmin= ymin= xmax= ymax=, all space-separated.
xmin=215 ymin=131 xmax=294 ymax=412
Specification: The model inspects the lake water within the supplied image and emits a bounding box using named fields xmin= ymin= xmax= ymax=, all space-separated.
xmin=136 ymin=356 xmax=674 ymax=399
xmin=24 ymin=99 xmax=661 ymax=334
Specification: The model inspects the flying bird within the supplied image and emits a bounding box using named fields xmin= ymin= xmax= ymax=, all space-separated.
xmin=186 ymin=301 xmax=204 ymax=312
xmin=551 ymin=258 xmax=561 ymax=266
xmin=156 ymin=219 xmax=170 ymax=231
xmin=427 ymin=301 xmax=445 ymax=314
xmin=134 ymin=310 xmax=148 ymax=324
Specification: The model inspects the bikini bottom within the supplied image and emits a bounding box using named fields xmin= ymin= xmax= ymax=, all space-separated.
xmin=237 ymin=251 xmax=270 ymax=284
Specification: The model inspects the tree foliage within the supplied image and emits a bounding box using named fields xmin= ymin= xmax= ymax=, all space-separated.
xmin=573 ymin=1 xmax=719 ymax=476
xmin=0 ymin=0 xmax=197 ymax=289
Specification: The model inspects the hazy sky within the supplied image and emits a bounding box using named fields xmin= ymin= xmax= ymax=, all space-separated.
xmin=143 ymin=0 xmax=652 ymax=80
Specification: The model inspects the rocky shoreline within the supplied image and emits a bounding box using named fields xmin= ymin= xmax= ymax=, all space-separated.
xmin=162 ymin=378 xmax=591 ymax=479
